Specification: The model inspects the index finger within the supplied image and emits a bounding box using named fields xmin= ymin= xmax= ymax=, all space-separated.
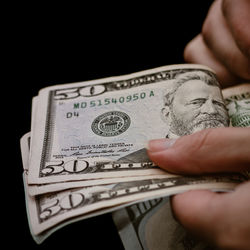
xmin=147 ymin=127 xmax=250 ymax=175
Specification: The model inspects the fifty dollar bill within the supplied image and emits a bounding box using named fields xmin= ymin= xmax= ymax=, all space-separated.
xmin=21 ymin=64 xmax=249 ymax=243
xmin=28 ymin=64 xmax=230 ymax=184
xmin=112 ymin=83 xmax=250 ymax=250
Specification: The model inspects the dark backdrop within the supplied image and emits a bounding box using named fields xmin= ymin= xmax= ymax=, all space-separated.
xmin=9 ymin=1 xmax=213 ymax=249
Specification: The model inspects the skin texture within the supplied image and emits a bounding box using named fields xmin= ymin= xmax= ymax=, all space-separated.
xmin=147 ymin=1 xmax=250 ymax=248
xmin=184 ymin=0 xmax=250 ymax=87
xmin=166 ymin=80 xmax=228 ymax=135
xmin=147 ymin=128 xmax=250 ymax=249
xmin=148 ymin=127 xmax=250 ymax=175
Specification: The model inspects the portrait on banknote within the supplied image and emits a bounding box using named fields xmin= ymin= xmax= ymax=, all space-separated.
xmin=161 ymin=70 xmax=229 ymax=138
xmin=20 ymin=62 xmax=250 ymax=243
xmin=27 ymin=65 xmax=230 ymax=183
xmin=119 ymin=70 xmax=229 ymax=162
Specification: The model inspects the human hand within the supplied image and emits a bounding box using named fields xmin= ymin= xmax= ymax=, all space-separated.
xmin=147 ymin=127 xmax=250 ymax=249
xmin=184 ymin=0 xmax=250 ymax=87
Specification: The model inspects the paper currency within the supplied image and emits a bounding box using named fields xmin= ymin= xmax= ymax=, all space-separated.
xmin=112 ymin=198 xmax=212 ymax=250
xmin=112 ymin=83 xmax=250 ymax=250
xmin=20 ymin=65 xmax=249 ymax=244
xmin=223 ymin=83 xmax=250 ymax=127
xmin=21 ymin=133 xmax=246 ymax=243
xmin=21 ymin=132 xmax=177 ymax=196
xmin=27 ymin=64 xmax=229 ymax=184
xmin=223 ymin=83 xmax=250 ymax=179
xmin=26 ymin=64 xmax=233 ymax=196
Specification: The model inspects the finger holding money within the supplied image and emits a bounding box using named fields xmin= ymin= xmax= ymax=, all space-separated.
xmin=147 ymin=127 xmax=250 ymax=249
xmin=147 ymin=127 xmax=250 ymax=174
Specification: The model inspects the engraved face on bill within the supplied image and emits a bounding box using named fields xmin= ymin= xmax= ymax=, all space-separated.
xmin=161 ymin=71 xmax=229 ymax=138
xmin=28 ymin=65 xmax=230 ymax=184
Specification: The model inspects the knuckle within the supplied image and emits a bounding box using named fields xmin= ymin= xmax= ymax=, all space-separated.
xmin=243 ymin=60 xmax=250 ymax=80
xmin=221 ymin=0 xmax=231 ymax=18
xmin=181 ymin=129 xmax=215 ymax=173
xmin=238 ymin=38 xmax=250 ymax=65
xmin=201 ymin=0 xmax=221 ymax=48
xmin=183 ymin=35 xmax=203 ymax=63
xmin=215 ymin=236 xmax=231 ymax=249
xmin=201 ymin=18 xmax=210 ymax=46
xmin=183 ymin=42 xmax=194 ymax=62
xmin=232 ymin=52 xmax=250 ymax=80
xmin=190 ymin=128 xmax=214 ymax=153
xmin=215 ymin=230 xmax=242 ymax=250
xmin=222 ymin=0 xmax=250 ymax=60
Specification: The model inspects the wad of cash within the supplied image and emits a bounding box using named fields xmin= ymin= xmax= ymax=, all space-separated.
xmin=20 ymin=64 xmax=250 ymax=244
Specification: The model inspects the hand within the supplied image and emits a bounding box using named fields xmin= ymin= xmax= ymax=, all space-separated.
xmin=147 ymin=127 xmax=250 ymax=249
xmin=184 ymin=0 xmax=250 ymax=87
xmin=172 ymin=181 xmax=250 ymax=250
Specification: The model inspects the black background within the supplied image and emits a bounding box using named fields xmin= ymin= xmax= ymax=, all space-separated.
xmin=8 ymin=1 xmax=213 ymax=249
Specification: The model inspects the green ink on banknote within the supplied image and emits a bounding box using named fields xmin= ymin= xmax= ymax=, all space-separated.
xmin=230 ymin=101 xmax=250 ymax=127
xmin=73 ymin=90 xmax=155 ymax=109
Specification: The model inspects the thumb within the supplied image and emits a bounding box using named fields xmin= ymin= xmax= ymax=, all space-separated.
xmin=171 ymin=181 xmax=250 ymax=249
xmin=147 ymin=127 xmax=250 ymax=174
xmin=171 ymin=189 xmax=221 ymax=246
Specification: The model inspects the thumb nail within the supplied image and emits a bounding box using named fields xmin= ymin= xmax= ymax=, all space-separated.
xmin=147 ymin=138 xmax=176 ymax=152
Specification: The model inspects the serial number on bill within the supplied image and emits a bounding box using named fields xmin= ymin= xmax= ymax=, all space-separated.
xmin=73 ymin=90 xmax=155 ymax=109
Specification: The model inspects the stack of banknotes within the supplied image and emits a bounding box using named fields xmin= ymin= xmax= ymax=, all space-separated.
xmin=20 ymin=64 xmax=250 ymax=244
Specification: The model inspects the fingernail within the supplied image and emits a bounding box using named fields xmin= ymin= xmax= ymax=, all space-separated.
xmin=146 ymin=138 xmax=176 ymax=152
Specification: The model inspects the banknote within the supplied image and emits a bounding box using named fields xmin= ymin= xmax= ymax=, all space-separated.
xmin=30 ymin=175 xmax=245 ymax=236
xmin=112 ymin=83 xmax=250 ymax=250
xmin=27 ymin=64 xmax=230 ymax=185
xmin=223 ymin=83 xmax=250 ymax=127
xmin=20 ymin=126 xmax=247 ymax=243
xmin=21 ymin=65 xmax=249 ymax=244
xmin=21 ymin=133 xmax=177 ymax=196
xmin=112 ymin=198 xmax=211 ymax=250
xmin=223 ymin=83 xmax=250 ymax=178
xmin=22 ymin=133 xmax=148 ymax=243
